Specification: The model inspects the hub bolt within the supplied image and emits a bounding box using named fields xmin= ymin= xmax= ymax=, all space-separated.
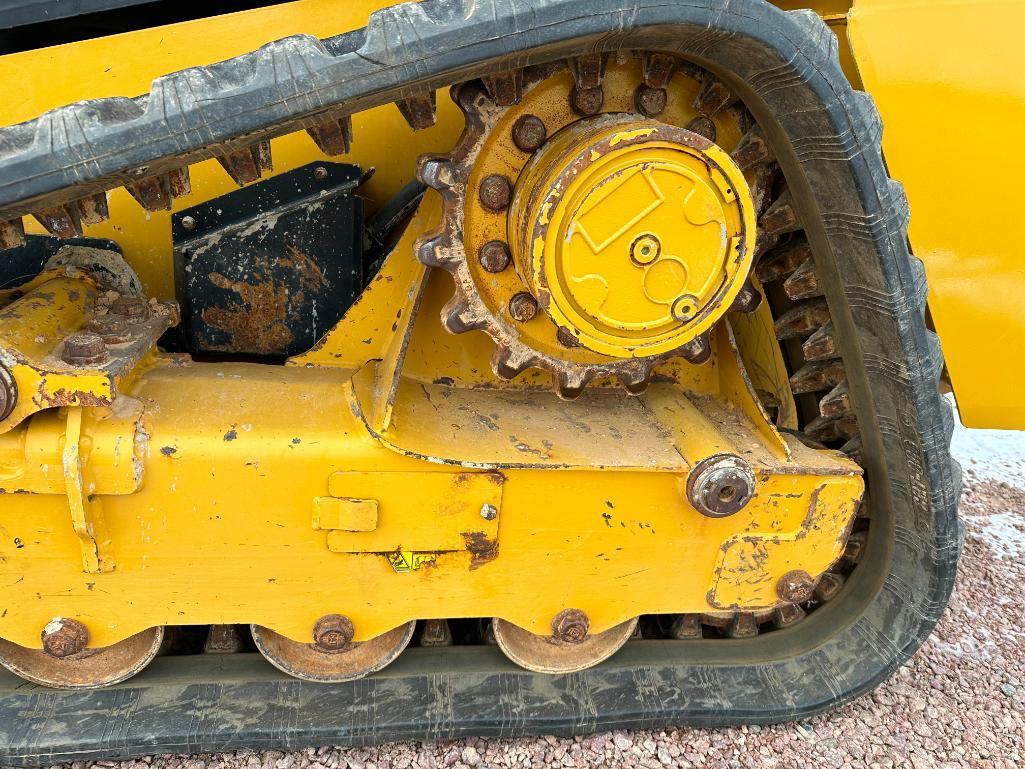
xmin=509 ymin=292 xmax=539 ymax=322
xmin=479 ymin=174 xmax=512 ymax=212
xmin=478 ymin=240 xmax=511 ymax=273
xmin=635 ymin=84 xmax=667 ymax=117
xmin=630 ymin=234 xmax=661 ymax=266
xmin=86 ymin=314 xmax=131 ymax=344
xmin=671 ymin=294 xmax=700 ymax=323
xmin=776 ymin=570 xmax=816 ymax=604
xmin=41 ymin=617 xmax=89 ymax=658
xmin=0 ymin=364 xmax=15 ymax=421
xmin=312 ymin=614 xmax=355 ymax=653
xmin=61 ymin=331 xmax=107 ymax=367
xmin=511 ymin=114 xmax=547 ymax=152
xmin=551 ymin=608 xmax=590 ymax=644
xmin=111 ymin=296 xmax=149 ymax=321
xmin=686 ymin=454 xmax=757 ymax=518
xmin=570 ymin=86 xmax=604 ymax=116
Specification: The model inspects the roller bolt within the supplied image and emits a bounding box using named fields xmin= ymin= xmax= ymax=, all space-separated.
xmin=479 ymin=174 xmax=512 ymax=211
xmin=61 ymin=331 xmax=107 ymax=367
xmin=478 ymin=240 xmax=511 ymax=273
xmin=111 ymin=296 xmax=149 ymax=321
xmin=635 ymin=84 xmax=667 ymax=117
xmin=686 ymin=454 xmax=756 ymax=518
xmin=41 ymin=618 xmax=89 ymax=658
xmin=86 ymin=313 xmax=131 ymax=344
xmin=570 ymin=86 xmax=604 ymax=116
xmin=551 ymin=608 xmax=590 ymax=644
xmin=312 ymin=614 xmax=355 ymax=653
xmin=511 ymin=114 xmax=547 ymax=152
xmin=509 ymin=292 xmax=539 ymax=322
xmin=776 ymin=570 xmax=816 ymax=604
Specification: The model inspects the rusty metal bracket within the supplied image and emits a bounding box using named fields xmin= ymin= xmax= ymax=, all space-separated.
xmin=62 ymin=407 xmax=115 ymax=574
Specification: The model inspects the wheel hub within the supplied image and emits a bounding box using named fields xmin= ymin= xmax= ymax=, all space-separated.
xmin=510 ymin=115 xmax=755 ymax=357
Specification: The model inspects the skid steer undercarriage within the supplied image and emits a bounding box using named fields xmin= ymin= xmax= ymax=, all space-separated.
xmin=0 ymin=0 xmax=960 ymax=763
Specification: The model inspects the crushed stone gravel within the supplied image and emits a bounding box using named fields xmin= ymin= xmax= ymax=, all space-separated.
xmin=12 ymin=415 xmax=1025 ymax=769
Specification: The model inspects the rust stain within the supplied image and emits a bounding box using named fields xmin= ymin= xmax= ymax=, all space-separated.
xmin=461 ymin=531 xmax=498 ymax=570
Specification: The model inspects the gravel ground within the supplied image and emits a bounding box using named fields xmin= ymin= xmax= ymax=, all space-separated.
xmin=18 ymin=403 xmax=1025 ymax=769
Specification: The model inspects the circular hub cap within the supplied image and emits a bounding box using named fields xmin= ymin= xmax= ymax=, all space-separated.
xmin=510 ymin=115 xmax=756 ymax=357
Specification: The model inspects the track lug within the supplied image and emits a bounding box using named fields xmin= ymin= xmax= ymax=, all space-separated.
xmin=694 ymin=77 xmax=734 ymax=116
xmin=204 ymin=625 xmax=245 ymax=654
xmin=820 ymin=379 xmax=852 ymax=418
xmin=805 ymin=413 xmax=859 ymax=443
xmin=731 ymin=125 xmax=772 ymax=170
xmin=814 ymin=572 xmax=846 ymax=602
xmin=306 ymin=115 xmax=353 ymax=155
xmin=760 ymin=189 xmax=801 ymax=236
xmin=789 ymin=359 xmax=845 ymax=395
xmin=127 ymin=174 xmax=173 ymax=211
xmin=727 ymin=612 xmax=758 ymax=638
xmin=397 ymin=93 xmax=438 ymax=130
xmin=783 ymin=258 xmax=822 ymax=300
xmin=571 ymin=54 xmax=605 ymax=90
xmin=482 ymin=71 xmax=523 ymax=106
xmin=76 ymin=192 xmax=109 ymax=225
xmin=33 ymin=204 xmax=82 ymax=238
xmin=0 ymin=218 xmax=25 ymax=249
xmin=668 ymin=614 xmax=702 ymax=639
xmin=685 ymin=115 xmax=716 ymax=141
xmin=642 ymin=52 xmax=677 ymax=88
xmin=774 ymin=299 xmax=831 ymax=340
xmin=755 ymin=236 xmax=811 ymax=283
xmin=772 ymin=603 xmax=806 ymax=629
xmin=843 ymin=530 xmax=868 ymax=564
xmin=217 ymin=142 xmax=272 ymax=186
xmin=802 ymin=320 xmax=838 ymax=361
xmin=419 ymin=619 xmax=453 ymax=647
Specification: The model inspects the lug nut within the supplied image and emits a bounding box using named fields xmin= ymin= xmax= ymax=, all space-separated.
xmin=312 ymin=614 xmax=355 ymax=653
xmin=61 ymin=331 xmax=107 ymax=367
xmin=570 ymin=86 xmax=604 ymax=116
xmin=686 ymin=454 xmax=757 ymax=518
xmin=111 ymin=296 xmax=149 ymax=321
xmin=41 ymin=617 xmax=89 ymax=658
xmin=635 ymin=84 xmax=667 ymax=117
xmin=551 ymin=608 xmax=590 ymax=644
xmin=479 ymin=174 xmax=512 ymax=212
xmin=509 ymin=292 xmax=538 ymax=322
xmin=0 ymin=364 xmax=15 ymax=422
xmin=511 ymin=114 xmax=547 ymax=152
xmin=86 ymin=313 xmax=131 ymax=344
xmin=776 ymin=569 xmax=816 ymax=603
xmin=478 ymin=240 xmax=511 ymax=273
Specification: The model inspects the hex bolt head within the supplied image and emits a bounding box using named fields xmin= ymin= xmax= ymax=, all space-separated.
xmin=551 ymin=608 xmax=590 ymax=644
xmin=686 ymin=454 xmax=757 ymax=517
xmin=479 ymin=174 xmax=512 ymax=212
xmin=111 ymin=296 xmax=149 ymax=321
xmin=478 ymin=240 xmax=511 ymax=273
xmin=511 ymin=114 xmax=547 ymax=152
xmin=312 ymin=614 xmax=355 ymax=653
xmin=509 ymin=292 xmax=539 ymax=322
xmin=570 ymin=86 xmax=604 ymax=116
xmin=180 ymin=215 xmax=197 ymax=231
xmin=0 ymin=364 xmax=15 ymax=422
xmin=41 ymin=617 xmax=89 ymax=658
xmin=86 ymin=313 xmax=131 ymax=344
xmin=635 ymin=84 xmax=667 ymax=117
xmin=776 ymin=569 xmax=816 ymax=603
xmin=61 ymin=331 xmax=108 ymax=367
xmin=313 ymin=166 xmax=328 ymax=180
xmin=480 ymin=503 xmax=498 ymax=521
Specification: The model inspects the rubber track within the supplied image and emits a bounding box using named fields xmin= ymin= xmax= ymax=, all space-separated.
xmin=0 ymin=0 xmax=961 ymax=763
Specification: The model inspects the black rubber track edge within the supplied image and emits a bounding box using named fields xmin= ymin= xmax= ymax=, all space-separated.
xmin=0 ymin=0 xmax=961 ymax=764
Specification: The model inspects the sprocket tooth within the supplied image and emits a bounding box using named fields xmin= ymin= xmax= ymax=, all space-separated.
xmin=619 ymin=369 xmax=650 ymax=396
xmin=760 ymin=189 xmax=801 ymax=236
xmin=693 ymin=77 xmax=734 ymax=117
xmin=783 ymin=257 xmax=822 ymax=301
xmin=680 ymin=332 xmax=712 ymax=364
xmin=802 ymin=320 xmax=837 ymax=361
xmin=76 ymin=192 xmax=109 ymax=225
xmin=820 ymin=379 xmax=852 ymax=418
xmin=685 ymin=116 xmax=717 ymax=142
xmin=731 ymin=125 xmax=772 ymax=171
xmin=842 ymin=530 xmax=868 ymax=564
xmin=415 ymin=233 xmax=460 ymax=271
xmin=0 ymin=218 xmax=24 ymax=249
xmin=217 ymin=141 xmax=272 ymax=186
xmin=397 ymin=93 xmax=437 ymax=130
xmin=774 ymin=299 xmax=831 ymax=340
xmin=33 ymin=204 xmax=82 ymax=238
xmin=756 ymin=233 xmax=810 ymax=277
xmin=554 ymin=369 xmax=588 ymax=400
xmin=492 ymin=346 xmax=537 ymax=380
xmin=443 ymin=297 xmax=489 ymax=334
xmin=482 ymin=71 xmax=523 ymax=106
xmin=789 ymin=359 xmax=845 ymax=395
xmin=306 ymin=115 xmax=353 ymax=156
xmin=771 ymin=603 xmax=806 ymax=629
xmin=416 ymin=156 xmax=458 ymax=192
xmin=642 ymin=52 xmax=677 ymax=89
xmin=729 ymin=281 xmax=762 ymax=313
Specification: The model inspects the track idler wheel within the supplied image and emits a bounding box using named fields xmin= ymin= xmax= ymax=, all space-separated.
xmin=0 ymin=624 xmax=163 ymax=689
xmin=492 ymin=612 xmax=637 ymax=674
xmin=251 ymin=618 xmax=416 ymax=683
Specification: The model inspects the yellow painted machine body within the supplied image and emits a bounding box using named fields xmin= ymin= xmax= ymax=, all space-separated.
xmin=0 ymin=0 xmax=1010 ymax=660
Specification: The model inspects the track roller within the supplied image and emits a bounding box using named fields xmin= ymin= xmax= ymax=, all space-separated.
xmin=492 ymin=614 xmax=637 ymax=674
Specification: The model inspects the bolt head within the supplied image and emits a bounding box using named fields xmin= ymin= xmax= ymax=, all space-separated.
xmin=630 ymin=234 xmax=661 ymax=266
xmin=313 ymin=166 xmax=328 ymax=180
xmin=570 ymin=86 xmax=604 ymax=116
xmin=776 ymin=569 xmax=816 ymax=604
xmin=480 ymin=503 xmax=498 ymax=521
xmin=511 ymin=114 xmax=547 ymax=152
xmin=61 ymin=331 xmax=108 ymax=367
xmin=686 ymin=454 xmax=756 ymax=518
xmin=312 ymin=614 xmax=355 ymax=653
xmin=551 ymin=608 xmax=590 ymax=644
xmin=111 ymin=296 xmax=149 ymax=321
xmin=478 ymin=240 xmax=511 ymax=273
xmin=41 ymin=617 xmax=89 ymax=658
xmin=508 ymin=292 xmax=539 ymax=322
xmin=181 ymin=215 xmax=197 ymax=231
xmin=86 ymin=313 xmax=131 ymax=344
xmin=479 ymin=174 xmax=512 ymax=212
xmin=635 ymin=84 xmax=667 ymax=117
